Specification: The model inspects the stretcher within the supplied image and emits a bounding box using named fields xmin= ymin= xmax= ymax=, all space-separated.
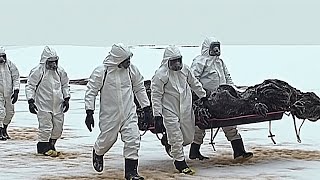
xmin=137 ymin=109 xmax=287 ymax=143
xmin=197 ymin=111 xmax=286 ymax=149
xmin=198 ymin=111 xmax=284 ymax=129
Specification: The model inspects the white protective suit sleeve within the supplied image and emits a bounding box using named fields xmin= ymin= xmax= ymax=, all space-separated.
xmin=130 ymin=65 xmax=150 ymax=108
xmin=190 ymin=55 xmax=206 ymax=81
xmin=0 ymin=60 xmax=20 ymax=97
xmin=84 ymin=65 xmax=105 ymax=111
xmin=186 ymin=65 xmax=206 ymax=98
xmin=151 ymin=74 xmax=166 ymax=117
xmin=60 ymin=69 xmax=70 ymax=99
xmin=7 ymin=60 xmax=20 ymax=91
xmin=222 ymin=60 xmax=233 ymax=85
xmin=25 ymin=66 xmax=43 ymax=100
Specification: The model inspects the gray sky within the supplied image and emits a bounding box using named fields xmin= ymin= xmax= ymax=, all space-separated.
xmin=1 ymin=0 xmax=320 ymax=46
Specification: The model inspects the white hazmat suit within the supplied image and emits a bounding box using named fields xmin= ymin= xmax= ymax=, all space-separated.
xmin=191 ymin=37 xmax=241 ymax=144
xmin=25 ymin=46 xmax=70 ymax=143
xmin=151 ymin=45 xmax=206 ymax=161
xmin=85 ymin=43 xmax=150 ymax=159
xmin=0 ymin=47 xmax=20 ymax=140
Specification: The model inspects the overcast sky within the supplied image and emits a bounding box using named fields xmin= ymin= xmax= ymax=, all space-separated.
xmin=1 ymin=0 xmax=320 ymax=46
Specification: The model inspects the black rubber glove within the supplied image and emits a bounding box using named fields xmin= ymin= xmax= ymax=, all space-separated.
xmin=63 ymin=97 xmax=70 ymax=113
xmin=85 ymin=110 xmax=94 ymax=132
xmin=143 ymin=106 xmax=152 ymax=123
xmin=200 ymin=96 xmax=210 ymax=108
xmin=28 ymin=99 xmax=38 ymax=114
xmin=254 ymin=103 xmax=268 ymax=117
xmin=154 ymin=116 xmax=165 ymax=133
xmin=11 ymin=89 xmax=19 ymax=104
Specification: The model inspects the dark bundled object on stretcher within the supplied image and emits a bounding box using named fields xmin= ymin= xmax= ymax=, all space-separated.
xmin=192 ymin=79 xmax=320 ymax=143
xmin=136 ymin=79 xmax=320 ymax=143
xmin=194 ymin=79 xmax=320 ymax=124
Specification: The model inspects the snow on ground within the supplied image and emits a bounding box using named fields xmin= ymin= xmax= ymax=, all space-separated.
xmin=1 ymin=45 xmax=320 ymax=180
xmin=2 ymin=85 xmax=320 ymax=180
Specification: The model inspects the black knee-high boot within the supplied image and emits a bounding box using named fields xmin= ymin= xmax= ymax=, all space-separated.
xmin=3 ymin=124 xmax=10 ymax=139
xmin=0 ymin=127 xmax=7 ymax=141
xmin=92 ymin=148 xmax=104 ymax=172
xmin=49 ymin=139 xmax=57 ymax=150
xmin=231 ymin=139 xmax=253 ymax=161
xmin=125 ymin=159 xmax=144 ymax=180
xmin=189 ymin=143 xmax=209 ymax=160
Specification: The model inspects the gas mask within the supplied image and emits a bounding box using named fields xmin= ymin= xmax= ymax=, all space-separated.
xmin=168 ymin=56 xmax=183 ymax=71
xmin=45 ymin=56 xmax=59 ymax=70
xmin=0 ymin=54 xmax=6 ymax=63
xmin=118 ymin=57 xmax=131 ymax=69
xmin=209 ymin=41 xmax=221 ymax=56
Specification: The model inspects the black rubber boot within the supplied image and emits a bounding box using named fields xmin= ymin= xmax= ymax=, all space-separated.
xmin=174 ymin=160 xmax=195 ymax=175
xmin=0 ymin=127 xmax=7 ymax=141
xmin=92 ymin=148 xmax=104 ymax=172
xmin=160 ymin=134 xmax=172 ymax=158
xmin=49 ymin=139 xmax=61 ymax=156
xmin=37 ymin=142 xmax=60 ymax=157
xmin=231 ymin=139 xmax=253 ymax=161
xmin=3 ymin=124 xmax=10 ymax=139
xmin=124 ymin=159 xmax=144 ymax=180
xmin=49 ymin=139 xmax=57 ymax=150
xmin=189 ymin=143 xmax=209 ymax=160
xmin=37 ymin=142 xmax=51 ymax=154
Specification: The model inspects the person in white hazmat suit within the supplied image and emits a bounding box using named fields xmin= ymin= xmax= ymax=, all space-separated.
xmin=189 ymin=37 xmax=253 ymax=161
xmin=25 ymin=46 xmax=70 ymax=157
xmin=84 ymin=43 xmax=150 ymax=180
xmin=151 ymin=45 xmax=208 ymax=175
xmin=0 ymin=47 xmax=20 ymax=140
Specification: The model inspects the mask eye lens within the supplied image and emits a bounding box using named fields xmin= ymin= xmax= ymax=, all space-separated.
xmin=48 ymin=56 xmax=59 ymax=61
xmin=209 ymin=42 xmax=221 ymax=56
xmin=46 ymin=60 xmax=58 ymax=70
xmin=118 ymin=58 xmax=131 ymax=69
xmin=0 ymin=54 xmax=6 ymax=60
xmin=168 ymin=57 xmax=183 ymax=71
xmin=48 ymin=60 xmax=57 ymax=64
xmin=169 ymin=57 xmax=182 ymax=63
xmin=172 ymin=58 xmax=181 ymax=64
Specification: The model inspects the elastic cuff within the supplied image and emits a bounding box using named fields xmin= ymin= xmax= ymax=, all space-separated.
xmin=28 ymin=99 xmax=35 ymax=104
xmin=86 ymin=109 xmax=94 ymax=115
xmin=143 ymin=106 xmax=151 ymax=111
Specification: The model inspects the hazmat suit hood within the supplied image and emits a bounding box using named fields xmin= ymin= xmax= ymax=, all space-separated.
xmin=156 ymin=45 xmax=185 ymax=79
xmin=103 ymin=43 xmax=133 ymax=67
xmin=161 ymin=45 xmax=183 ymax=66
xmin=201 ymin=37 xmax=219 ymax=56
xmin=40 ymin=46 xmax=58 ymax=64
xmin=0 ymin=46 xmax=6 ymax=63
xmin=0 ymin=46 xmax=20 ymax=97
xmin=0 ymin=46 xmax=5 ymax=54
xmin=191 ymin=37 xmax=233 ymax=91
